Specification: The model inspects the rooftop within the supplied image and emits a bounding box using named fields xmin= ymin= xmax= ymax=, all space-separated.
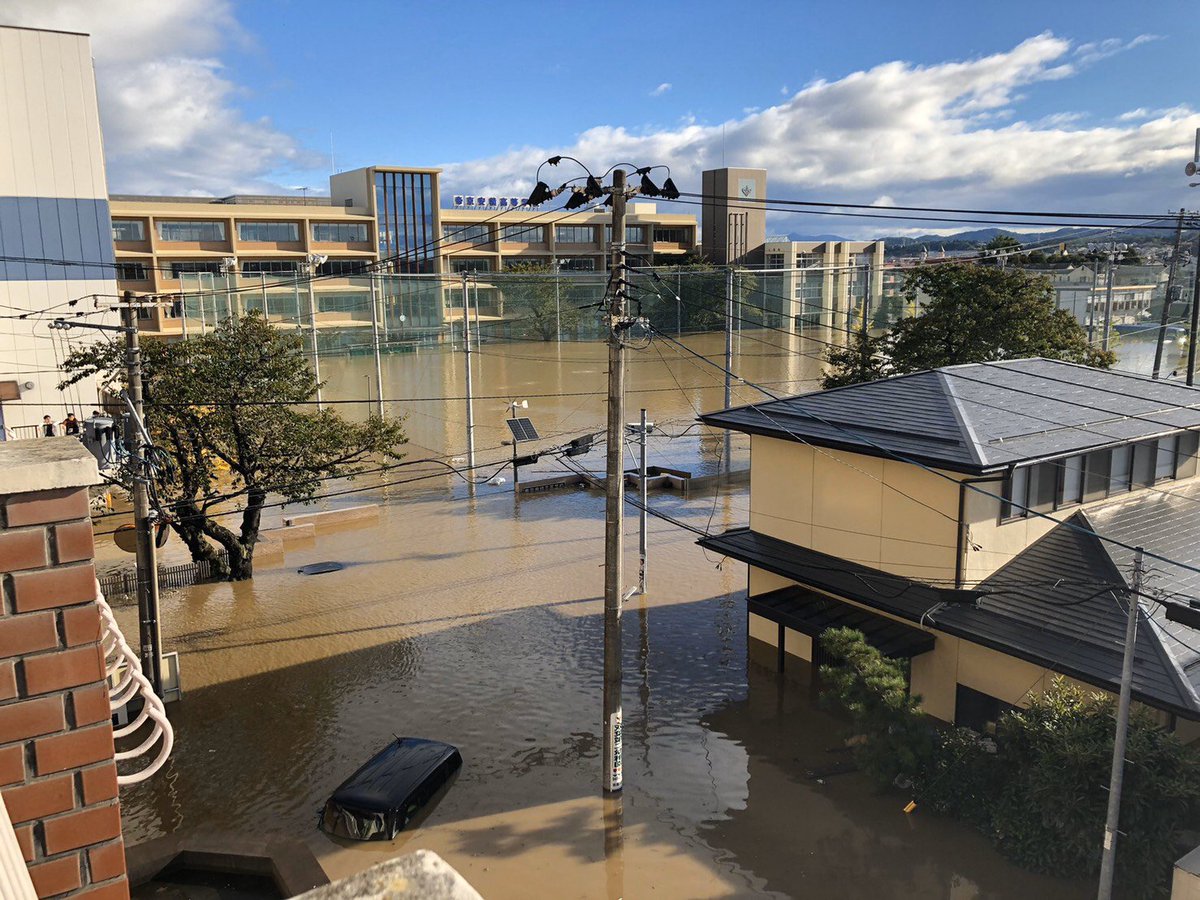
xmin=700 ymin=358 xmax=1200 ymax=475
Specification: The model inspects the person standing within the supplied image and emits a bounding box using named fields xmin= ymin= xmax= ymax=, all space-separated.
xmin=41 ymin=415 xmax=56 ymax=437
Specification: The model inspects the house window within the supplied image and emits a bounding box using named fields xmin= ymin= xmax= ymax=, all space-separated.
xmin=157 ymin=220 xmax=226 ymax=242
xmin=1156 ymin=435 xmax=1179 ymax=482
xmin=1108 ymin=445 xmax=1133 ymax=495
xmin=1083 ymin=449 xmax=1111 ymax=504
xmin=1002 ymin=465 xmax=1030 ymax=520
xmin=111 ymin=220 xmax=145 ymax=242
xmin=1177 ymin=432 xmax=1200 ymax=479
xmin=1057 ymin=455 xmax=1084 ymax=508
xmin=955 ymin=684 xmax=1015 ymax=736
xmin=237 ymin=221 xmax=299 ymax=242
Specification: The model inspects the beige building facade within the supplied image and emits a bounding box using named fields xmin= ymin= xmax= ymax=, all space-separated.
xmin=702 ymin=359 xmax=1200 ymax=743
xmin=763 ymin=239 xmax=886 ymax=330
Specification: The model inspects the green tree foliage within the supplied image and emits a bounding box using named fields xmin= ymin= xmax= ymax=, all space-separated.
xmin=502 ymin=263 xmax=581 ymax=341
xmin=989 ymin=681 xmax=1200 ymax=894
xmin=818 ymin=627 xmax=931 ymax=787
xmin=818 ymin=629 xmax=1200 ymax=897
xmin=984 ymin=234 xmax=1022 ymax=253
xmin=821 ymin=262 xmax=1115 ymax=389
xmin=61 ymin=312 xmax=406 ymax=579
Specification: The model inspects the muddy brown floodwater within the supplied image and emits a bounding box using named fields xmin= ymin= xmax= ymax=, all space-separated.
xmin=100 ymin=332 xmax=1096 ymax=899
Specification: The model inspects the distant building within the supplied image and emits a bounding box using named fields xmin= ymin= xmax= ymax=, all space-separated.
xmin=762 ymin=238 xmax=885 ymax=331
xmin=0 ymin=25 xmax=119 ymax=436
xmin=701 ymin=167 xmax=767 ymax=266
xmin=110 ymin=167 xmax=699 ymax=338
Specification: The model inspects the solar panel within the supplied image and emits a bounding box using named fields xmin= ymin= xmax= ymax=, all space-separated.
xmin=506 ymin=417 xmax=540 ymax=442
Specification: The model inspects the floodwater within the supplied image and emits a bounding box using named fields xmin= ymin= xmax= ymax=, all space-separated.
xmin=99 ymin=330 xmax=1110 ymax=899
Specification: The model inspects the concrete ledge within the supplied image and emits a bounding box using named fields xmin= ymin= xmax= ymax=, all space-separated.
xmin=0 ymin=438 xmax=101 ymax=495
xmin=262 ymin=523 xmax=317 ymax=545
xmin=282 ymin=504 xmax=380 ymax=530
xmin=1174 ymin=844 xmax=1200 ymax=900
xmin=296 ymin=850 xmax=482 ymax=900
xmin=126 ymin=833 xmax=329 ymax=897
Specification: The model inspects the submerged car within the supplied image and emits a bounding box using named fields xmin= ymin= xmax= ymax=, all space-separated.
xmin=319 ymin=737 xmax=462 ymax=841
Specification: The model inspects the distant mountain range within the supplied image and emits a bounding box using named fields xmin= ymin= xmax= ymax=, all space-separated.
xmin=785 ymin=224 xmax=1181 ymax=252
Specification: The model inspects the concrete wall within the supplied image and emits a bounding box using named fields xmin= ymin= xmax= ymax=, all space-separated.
xmin=0 ymin=438 xmax=129 ymax=898
xmin=0 ymin=26 xmax=119 ymax=433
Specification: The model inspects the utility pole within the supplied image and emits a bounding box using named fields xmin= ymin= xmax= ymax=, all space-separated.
xmin=1188 ymin=233 xmax=1200 ymax=386
xmin=603 ymin=168 xmax=629 ymax=795
xmin=861 ymin=260 xmax=872 ymax=338
xmin=1097 ymin=547 xmax=1143 ymax=900
xmin=120 ymin=291 xmax=164 ymax=697
xmin=1087 ymin=262 xmax=1100 ymax=344
xmin=1151 ymin=209 xmax=1186 ymax=379
xmin=369 ymin=273 xmax=385 ymax=418
xmin=462 ymin=273 xmax=476 ymax=495
xmin=724 ymin=267 xmax=734 ymax=470
xmin=1102 ymin=254 xmax=1115 ymax=352
xmin=627 ymin=409 xmax=652 ymax=595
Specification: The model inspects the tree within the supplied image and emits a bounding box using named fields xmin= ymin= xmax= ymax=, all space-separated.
xmin=640 ymin=262 xmax=760 ymax=334
xmin=984 ymin=234 xmax=1022 ymax=253
xmin=822 ymin=262 xmax=1114 ymax=388
xmin=502 ymin=263 xmax=580 ymax=341
xmin=61 ymin=312 xmax=406 ymax=580
xmin=818 ymin=627 xmax=931 ymax=787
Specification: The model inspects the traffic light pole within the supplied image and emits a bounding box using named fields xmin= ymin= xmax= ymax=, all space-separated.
xmin=603 ymin=169 xmax=629 ymax=795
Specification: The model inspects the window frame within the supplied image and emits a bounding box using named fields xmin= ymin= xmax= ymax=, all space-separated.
xmin=111 ymin=219 xmax=146 ymax=242
xmin=236 ymin=221 xmax=300 ymax=243
xmin=157 ymin=220 xmax=227 ymax=242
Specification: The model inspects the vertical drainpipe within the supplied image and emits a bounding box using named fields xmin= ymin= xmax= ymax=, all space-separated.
xmin=956 ymin=473 xmax=1006 ymax=589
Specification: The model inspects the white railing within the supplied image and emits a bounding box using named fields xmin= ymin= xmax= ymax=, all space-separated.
xmin=95 ymin=580 xmax=174 ymax=785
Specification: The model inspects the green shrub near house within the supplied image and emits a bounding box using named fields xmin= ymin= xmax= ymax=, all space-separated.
xmin=819 ymin=627 xmax=1200 ymax=898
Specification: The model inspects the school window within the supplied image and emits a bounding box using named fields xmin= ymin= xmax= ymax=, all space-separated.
xmin=443 ymin=224 xmax=491 ymax=246
xmin=115 ymin=262 xmax=148 ymax=281
xmin=501 ymin=225 xmax=543 ymax=243
xmin=157 ymin=220 xmax=226 ymax=242
xmin=169 ymin=261 xmax=222 ymax=278
xmin=555 ymin=226 xmax=594 ymax=244
xmin=241 ymin=260 xmax=299 ymax=275
xmin=653 ymin=226 xmax=691 ymax=243
xmin=558 ymin=257 xmax=596 ymax=271
xmin=237 ymin=221 xmax=299 ymax=242
xmin=311 ymin=222 xmax=369 ymax=242
xmin=449 ymin=258 xmax=492 ymax=273
xmin=111 ymin=220 xmax=145 ymax=242
xmin=316 ymin=259 xmax=369 ymax=276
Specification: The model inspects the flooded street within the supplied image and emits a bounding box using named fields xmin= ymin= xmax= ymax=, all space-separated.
xmin=98 ymin=330 xmax=1118 ymax=898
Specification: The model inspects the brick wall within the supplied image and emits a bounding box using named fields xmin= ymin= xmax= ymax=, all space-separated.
xmin=0 ymin=441 xmax=126 ymax=899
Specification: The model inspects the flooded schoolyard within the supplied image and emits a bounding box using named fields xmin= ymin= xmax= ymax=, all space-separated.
xmin=96 ymin=329 xmax=1162 ymax=898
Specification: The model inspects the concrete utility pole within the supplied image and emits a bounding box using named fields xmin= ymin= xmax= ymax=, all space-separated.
xmin=1188 ymin=233 xmax=1200 ymax=386
xmin=724 ymin=267 xmax=734 ymax=470
xmin=369 ymin=274 xmax=385 ymax=418
xmin=1102 ymin=254 xmax=1116 ymax=352
xmin=627 ymin=409 xmax=652 ymax=595
xmin=1151 ymin=209 xmax=1187 ymax=380
xmin=462 ymin=273 xmax=476 ymax=494
xmin=603 ymin=168 xmax=630 ymax=795
xmin=120 ymin=292 xmax=164 ymax=696
xmin=1097 ymin=547 xmax=1144 ymax=900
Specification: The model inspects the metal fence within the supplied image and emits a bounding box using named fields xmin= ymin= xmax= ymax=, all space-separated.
xmin=99 ymin=551 xmax=229 ymax=598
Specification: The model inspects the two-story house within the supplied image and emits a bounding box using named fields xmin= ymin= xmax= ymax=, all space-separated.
xmin=699 ymin=358 xmax=1200 ymax=743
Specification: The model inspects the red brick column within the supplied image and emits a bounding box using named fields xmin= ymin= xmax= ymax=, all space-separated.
xmin=0 ymin=440 xmax=126 ymax=899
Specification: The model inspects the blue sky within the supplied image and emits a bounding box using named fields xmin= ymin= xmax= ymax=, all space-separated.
xmin=3 ymin=1 xmax=1198 ymax=236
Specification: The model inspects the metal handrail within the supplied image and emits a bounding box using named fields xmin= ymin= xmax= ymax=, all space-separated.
xmin=94 ymin=580 xmax=173 ymax=785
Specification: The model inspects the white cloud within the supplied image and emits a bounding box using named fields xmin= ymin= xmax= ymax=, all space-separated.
xmin=439 ymin=33 xmax=1200 ymax=237
xmin=0 ymin=0 xmax=320 ymax=195
xmin=650 ymin=82 xmax=672 ymax=97
xmin=1073 ymin=33 xmax=1160 ymax=66
xmin=780 ymin=85 xmax=790 ymax=96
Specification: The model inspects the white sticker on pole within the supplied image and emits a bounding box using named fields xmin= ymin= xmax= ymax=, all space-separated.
xmin=607 ymin=710 xmax=623 ymax=792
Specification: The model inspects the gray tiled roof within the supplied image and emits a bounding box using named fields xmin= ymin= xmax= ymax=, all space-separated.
xmin=700 ymin=358 xmax=1200 ymax=475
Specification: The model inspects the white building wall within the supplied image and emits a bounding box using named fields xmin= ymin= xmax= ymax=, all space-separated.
xmin=0 ymin=26 xmax=118 ymax=435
